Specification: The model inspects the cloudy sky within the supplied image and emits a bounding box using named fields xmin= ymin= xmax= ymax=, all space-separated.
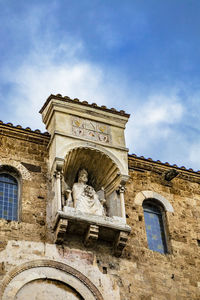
xmin=0 ymin=0 xmax=200 ymax=170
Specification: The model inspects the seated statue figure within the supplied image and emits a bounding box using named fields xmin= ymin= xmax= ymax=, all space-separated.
xmin=67 ymin=169 xmax=106 ymax=216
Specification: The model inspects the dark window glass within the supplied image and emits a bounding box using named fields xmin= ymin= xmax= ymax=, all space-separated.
xmin=0 ymin=173 xmax=18 ymax=221
xmin=143 ymin=200 xmax=167 ymax=254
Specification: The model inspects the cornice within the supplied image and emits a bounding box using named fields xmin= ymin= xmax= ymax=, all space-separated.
xmin=0 ymin=121 xmax=199 ymax=182
xmin=39 ymin=94 xmax=130 ymax=118
xmin=128 ymin=154 xmax=200 ymax=183
xmin=0 ymin=122 xmax=50 ymax=145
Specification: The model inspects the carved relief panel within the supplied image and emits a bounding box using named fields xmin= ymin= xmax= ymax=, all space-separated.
xmin=72 ymin=117 xmax=111 ymax=144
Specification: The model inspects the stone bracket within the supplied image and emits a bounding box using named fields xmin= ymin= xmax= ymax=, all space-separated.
xmin=53 ymin=211 xmax=131 ymax=256
xmin=163 ymin=169 xmax=179 ymax=181
xmin=114 ymin=231 xmax=129 ymax=257
xmin=54 ymin=219 xmax=68 ymax=244
xmin=84 ymin=225 xmax=99 ymax=247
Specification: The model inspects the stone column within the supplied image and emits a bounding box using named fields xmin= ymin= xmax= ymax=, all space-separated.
xmin=118 ymin=185 xmax=126 ymax=220
xmin=55 ymin=170 xmax=62 ymax=212
xmin=54 ymin=161 xmax=64 ymax=214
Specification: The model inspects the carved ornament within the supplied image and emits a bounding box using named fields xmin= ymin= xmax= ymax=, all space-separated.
xmin=72 ymin=117 xmax=111 ymax=144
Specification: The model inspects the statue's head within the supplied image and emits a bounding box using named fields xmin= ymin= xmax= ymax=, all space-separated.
xmin=78 ymin=169 xmax=88 ymax=184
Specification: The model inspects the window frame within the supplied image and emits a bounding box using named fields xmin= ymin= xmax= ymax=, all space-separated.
xmin=143 ymin=198 xmax=168 ymax=254
xmin=0 ymin=166 xmax=21 ymax=222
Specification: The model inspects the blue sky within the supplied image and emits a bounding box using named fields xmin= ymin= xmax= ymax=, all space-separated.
xmin=0 ymin=0 xmax=200 ymax=170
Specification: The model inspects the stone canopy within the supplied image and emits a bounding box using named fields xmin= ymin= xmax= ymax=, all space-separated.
xmin=63 ymin=146 xmax=121 ymax=195
xmin=40 ymin=94 xmax=131 ymax=255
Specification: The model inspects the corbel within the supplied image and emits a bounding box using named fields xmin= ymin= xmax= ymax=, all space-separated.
xmin=54 ymin=218 xmax=68 ymax=244
xmin=84 ymin=225 xmax=99 ymax=247
xmin=114 ymin=231 xmax=130 ymax=257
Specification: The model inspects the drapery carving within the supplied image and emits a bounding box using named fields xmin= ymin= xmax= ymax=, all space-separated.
xmin=65 ymin=169 xmax=106 ymax=216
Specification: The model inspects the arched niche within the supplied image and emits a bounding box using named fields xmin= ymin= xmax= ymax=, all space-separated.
xmin=63 ymin=145 xmax=121 ymax=196
xmin=1 ymin=260 xmax=104 ymax=300
xmin=16 ymin=279 xmax=83 ymax=300
xmin=52 ymin=143 xmax=131 ymax=254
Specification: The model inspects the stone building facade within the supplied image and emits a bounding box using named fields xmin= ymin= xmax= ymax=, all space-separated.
xmin=0 ymin=94 xmax=199 ymax=300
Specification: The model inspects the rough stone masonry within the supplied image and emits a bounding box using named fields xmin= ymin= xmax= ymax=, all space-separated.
xmin=0 ymin=95 xmax=199 ymax=300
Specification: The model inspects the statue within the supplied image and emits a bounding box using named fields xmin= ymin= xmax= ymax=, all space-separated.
xmin=65 ymin=169 xmax=106 ymax=216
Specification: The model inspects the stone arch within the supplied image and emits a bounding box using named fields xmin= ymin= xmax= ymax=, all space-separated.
xmin=0 ymin=164 xmax=21 ymax=179
xmin=63 ymin=142 xmax=125 ymax=195
xmin=135 ymin=191 xmax=174 ymax=212
xmin=0 ymin=158 xmax=31 ymax=181
xmin=0 ymin=259 xmax=104 ymax=300
xmin=63 ymin=141 xmax=125 ymax=174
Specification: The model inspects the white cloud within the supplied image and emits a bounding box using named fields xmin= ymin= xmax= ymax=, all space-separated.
xmin=2 ymin=46 xmax=200 ymax=170
xmin=0 ymin=4 xmax=199 ymax=170
xmin=126 ymin=93 xmax=184 ymax=148
xmin=2 ymin=38 xmax=129 ymax=130
xmin=188 ymin=142 xmax=200 ymax=169
xmin=142 ymin=96 xmax=183 ymax=125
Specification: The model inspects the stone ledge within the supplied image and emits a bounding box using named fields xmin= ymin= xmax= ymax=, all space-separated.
xmin=53 ymin=208 xmax=131 ymax=257
xmin=0 ymin=125 xmax=50 ymax=145
xmin=57 ymin=208 xmax=130 ymax=230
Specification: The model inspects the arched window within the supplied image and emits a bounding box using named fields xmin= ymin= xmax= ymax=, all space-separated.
xmin=0 ymin=173 xmax=18 ymax=221
xmin=143 ymin=199 xmax=167 ymax=254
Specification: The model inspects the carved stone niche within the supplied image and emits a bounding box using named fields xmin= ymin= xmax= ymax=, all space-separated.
xmin=53 ymin=146 xmax=131 ymax=256
xmin=40 ymin=95 xmax=131 ymax=256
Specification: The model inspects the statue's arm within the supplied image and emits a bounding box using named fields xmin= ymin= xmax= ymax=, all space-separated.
xmin=97 ymin=188 xmax=106 ymax=206
xmin=64 ymin=189 xmax=73 ymax=207
xmin=72 ymin=184 xmax=79 ymax=208
xmin=64 ymin=184 xmax=79 ymax=208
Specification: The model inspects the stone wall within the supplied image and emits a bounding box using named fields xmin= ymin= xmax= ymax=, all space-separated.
xmin=119 ymin=156 xmax=200 ymax=300
xmin=0 ymin=125 xmax=200 ymax=299
xmin=0 ymin=126 xmax=49 ymax=248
